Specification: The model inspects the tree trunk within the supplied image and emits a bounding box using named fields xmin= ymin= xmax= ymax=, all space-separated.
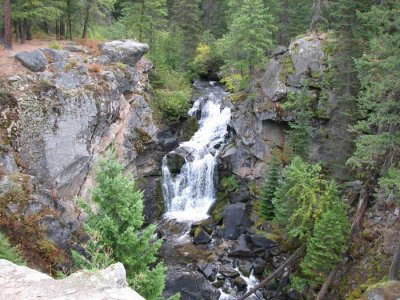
xmin=56 ymin=21 xmax=60 ymax=40
xmin=43 ymin=22 xmax=49 ymax=34
xmin=4 ymin=0 xmax=12 ymax=49
xmin=24 ymin=19 xmax=32 ymax=40
xmin=60 ymin=20 xmax=65 ymax=40
xmin=139 ymin=0 xmax=145 ymax=41
xmin=67 ymin=0 xmax=73 ymax=40
xmin=238 ymin=245 xmax=306 ymax=300
xmin=82 ymin=1 xmax=92 ymax=39
xmin=310 ymin=0 xmax=328 ymax=31
xmin=389 ymin=240 xmax=400 ymax=280
xmin=18 ymin=22 xmax=25 ymax=44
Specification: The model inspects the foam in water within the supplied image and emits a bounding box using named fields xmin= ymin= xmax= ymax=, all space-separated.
xmin=162 ymin=83 xmax=231 ymax=222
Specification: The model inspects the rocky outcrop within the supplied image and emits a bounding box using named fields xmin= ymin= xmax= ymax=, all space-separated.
xmin=0 ymin=40 xmax=164 ymax=254
xmin=0 ymin=259 xmax=144 ymax=299
xmin=362 ymin=281 xmax=400 ymax=300
xmin=221 ymin=33 xmax=337 ymax=180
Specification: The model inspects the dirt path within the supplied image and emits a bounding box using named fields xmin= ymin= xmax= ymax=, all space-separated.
xmin=0 ymin=39 xmax=68 ymax=78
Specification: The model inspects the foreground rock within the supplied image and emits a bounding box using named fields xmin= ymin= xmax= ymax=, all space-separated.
xmin=0 ymin=259 xmax=144 ymax=299
xmin=164 ymin=266 xmax=221 ymax=300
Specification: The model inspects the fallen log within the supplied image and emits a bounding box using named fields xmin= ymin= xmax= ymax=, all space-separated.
xmin=237 ymin=245 xmax=306 ymax=300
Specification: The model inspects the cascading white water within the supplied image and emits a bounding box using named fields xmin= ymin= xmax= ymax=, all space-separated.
xmin=162 ymin=82 xmax=231 ymax=222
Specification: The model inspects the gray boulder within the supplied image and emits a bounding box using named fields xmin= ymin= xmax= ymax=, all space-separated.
xmin=228 ymin=234 xmax=255 ymax=258
xmin=223 ymin=203 xmax=252 ymax=240
xmin=15 ymin=50 xmax=48 ymax=72
xmin=0 ymin=259 xmax=144 ymax=299
xmin=100 ymin=40 xmax=149 ymax=67
xmin=164 ymin=267 xmax=221 ymax=300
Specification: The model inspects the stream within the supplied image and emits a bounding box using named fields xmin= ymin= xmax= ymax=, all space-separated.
xmin=160 ymin=81 xmax=262 ymax=300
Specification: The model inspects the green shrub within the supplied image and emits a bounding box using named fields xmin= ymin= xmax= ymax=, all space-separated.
xmin=48 ymin=41 xmax=61 ymax=50
xmin=0 ymin=231 xmax=25 ymax=265
xmin=154 ymin=89 xmax=190 ymax=123
xmin=220 ymin=175 xmax=240 ymax=192
xmin=75 ymin=151 xmax=165 ymax=299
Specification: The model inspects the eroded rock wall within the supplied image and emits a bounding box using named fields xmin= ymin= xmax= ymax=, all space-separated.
xmin=0 ymin=41 xmax=166 ymax=259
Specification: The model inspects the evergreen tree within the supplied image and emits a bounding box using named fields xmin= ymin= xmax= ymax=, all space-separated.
xmin=82 ymin=0 xmax=116 ymax=39
xmin=301 ymin=201 xmax=350 ymax=285
xmin=260 ymin=156 xmax=281 ymax=220
xmin=219 ymin=0 xmax=276 ymax=76
xmin=169 ymin=0 xmax=202 ymax=62
xmin=348 ymin=1 xmax=400 ymax=176
xmin=121 ymin=0 xmax=167 ymax=49
xmin=273 ymin=157 xmax=340 ymax=242
xmin=78 ymin=151 xmax=165 ymax=300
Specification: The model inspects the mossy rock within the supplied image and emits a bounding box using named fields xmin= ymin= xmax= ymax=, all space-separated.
xmin=181 ymin=116 xmax=199 ymax=141
xmin=209 ymin=191 xmax=229 ymax=223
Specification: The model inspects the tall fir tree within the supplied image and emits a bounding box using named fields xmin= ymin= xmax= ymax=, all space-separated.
xmin=121 ymin=0 xmax=167 ymax=48
xmin=260 ymin=156 xmax=281 ymax=220
xmin=219 ymin=0 xmax=276 ymax=76
xmin=78 ymin=151 xmax=165 ymax=300
xmin=301 ymin=201 xmax=350 ymax=285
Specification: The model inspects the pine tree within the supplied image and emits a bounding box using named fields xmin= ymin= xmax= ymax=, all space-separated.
xmin=121 ymin=0 xmax=167 ymax=48
xmin=348 ymin=1 xmax=400 ymax=175
xmin=260 ymin=156 xmax=281 ymax=220
xmin=219 ymin=0 xmax=276 ymax=76
xmin=82 ymin=0 xmax=116 ymax=39
xmin=301 ymin=201 xmax=350 ymax=285
xmin=169 ymin=0 xmax=202 ymax=62
xmin=78 ymin=151 xmax=165 ymax=300
xmin=273 ymin=157 xmax=341 ymax=242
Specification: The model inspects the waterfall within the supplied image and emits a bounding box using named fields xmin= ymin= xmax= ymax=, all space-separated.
xmin=162 ymin=82 xmax=231 ymax=222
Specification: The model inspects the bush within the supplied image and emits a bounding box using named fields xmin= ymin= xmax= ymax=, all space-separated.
xmin=48 ymin=41 xmax=61 ymax=50
xmin=0 ymin=231 xmax=25 ymax=265
xmin=75 ymin=151 xmax=165 ymax=299
xmin=151 ymin=68 xmax=191 ymax=123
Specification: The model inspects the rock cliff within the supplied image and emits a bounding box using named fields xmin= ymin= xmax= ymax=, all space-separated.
xmin=220 ymin=33 xmax=341 ymax=180
xmin=0 ymin=40 xmax=167 ymax=270
xmin=0 ymin=259 xmax=144 ymax=299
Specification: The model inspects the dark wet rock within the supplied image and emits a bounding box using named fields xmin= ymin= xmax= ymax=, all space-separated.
xmin=229 ymin=191 xmax=250 ymax=204
xmin=252 ymin=258 xmax=266 ymax=276
xmin=193 ymin=227 xmax=212 ymax=245
xmin=219 ymin=265 xmax=240 ymax=278
xmin=99 ymin=40 xmax=149 ymax=67
xmin=234 ymin=277 xmax=248 ymax=291
xmin=164 ymin=267 xmax=221 ymax=300
xmin=166 ymin=152 xmax=186 ymax=175
xmin=249 ymin=234 xmax=277 ymax=249
xmin=157 ymin=130 xmax=178 ymax=152
xmin=273 ymin=46 xmax=288 ymax=56
xmin=238 ymin=259 xmax=253 ymax=277
xmin=287 ymin=288 xmax=302 ymax=299
xmin=197 ymin=262 xmax=216 ymax=280
xmin=212 ymin=280 xmax=224 ymax=289
xmin=15 ymin=50 xmax=47 ymax=72
xmin=229 ymin=234 xmax=255 ymax=258
xmin=223 ymin=203 xmax=252 ymax=240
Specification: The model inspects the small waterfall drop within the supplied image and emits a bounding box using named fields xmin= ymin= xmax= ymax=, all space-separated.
xmin=162 ymin=82 xmax=231 ymax=222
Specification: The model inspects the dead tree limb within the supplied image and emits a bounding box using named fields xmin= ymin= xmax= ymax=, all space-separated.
xmin=237 ymin=245 xmax=306 ymax=300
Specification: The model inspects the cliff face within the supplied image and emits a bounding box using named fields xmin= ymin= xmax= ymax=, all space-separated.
xmin=0 ymin=40 xmax=167 ymax=270
xmin=221 ymin=33 xmax=344 ymax=180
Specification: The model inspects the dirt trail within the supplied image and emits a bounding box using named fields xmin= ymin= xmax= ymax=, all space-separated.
xmin=0 ymin=40 xmax=68 ymax=78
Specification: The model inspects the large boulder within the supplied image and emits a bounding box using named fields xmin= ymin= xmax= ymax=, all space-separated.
xmin=362 ymin=281 xmax=400 ymax=300
xmin=164 ymin=267 xmax=221 ymax=300
xmin=223 ymin=203 xmax=252 ymax=240
xmin=15 ymin=50 xmax=48 ymax=72
xmin=99 ymin=40 xmax=149 ymax=67
xmin=0 ymin=259 xmax=144 ymax=299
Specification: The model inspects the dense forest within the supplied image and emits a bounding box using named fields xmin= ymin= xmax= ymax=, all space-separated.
xmin=1 ymin=0 xmax=400 ymax=300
